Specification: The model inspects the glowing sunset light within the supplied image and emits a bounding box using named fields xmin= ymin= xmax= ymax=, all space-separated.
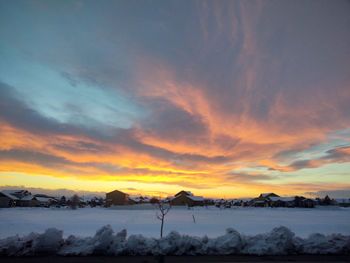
xmin=0 ymin=0 xmax=350 ymax=198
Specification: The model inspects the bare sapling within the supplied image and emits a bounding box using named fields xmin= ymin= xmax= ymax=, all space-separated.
xmin=156 ymin=201 xmax=171 ymax=238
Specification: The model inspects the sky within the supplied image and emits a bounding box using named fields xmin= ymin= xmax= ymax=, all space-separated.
xmin=0 ymin=0 xmax=350 ymax=198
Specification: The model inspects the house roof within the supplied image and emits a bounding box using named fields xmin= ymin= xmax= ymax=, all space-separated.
xmin=175 ymin=190 xmax=193 ymax=197
xmin=0 ymin=191 xmax=19 ymax=200
xmin=34 ymin=194 xmax=57 ymax=199
xmin=129 ymin=196 xmax=141 ymax=202
xmin=3 ymin=190 xmax=33 ymax=199
xmin=36 ymin=197 xmax=54 ymax=202
xmin=187 ymin=195 xmax=204 ymax=201
xmin=260 ymin=192 xmax=279 ymax=198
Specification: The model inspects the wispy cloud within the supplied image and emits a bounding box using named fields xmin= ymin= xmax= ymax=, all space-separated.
xmin=0 ymin=0 xmax=349 ymax=197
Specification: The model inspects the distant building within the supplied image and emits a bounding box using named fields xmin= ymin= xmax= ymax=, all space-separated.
xmin=317 ymin=195 xmax=336 ymax=206
xmin=3 ymin=190 xmax=31 ymax=199
xmin=128 ymin=196 xmax=150 ymax=204
xmin=106 ymin=190 xmax=130 ymax=206
xmin=294 ymin=196 xmax=315 ymax=208
xmin=249 ymin=194 xmax=316 ymax=208
xmin=17 ymin=195 xmax=38 ymax=207
xmin=34 ymin=194 xmax=58 ymax=207
xmin=0 ymin=191 xmax=18 ymax=207
xmin=250 ymin=197 xmax=269 ymax=207
xmin=0 ymin=190 xmax=37 ymax=207
xmin=170 ymin=190 xmax=205 ymax=206
xmin=249 ymin=193 xmax=278 ymax=207
xmin=84 ymin=196 xmax=104 ymax=207
xmin=251 ymin=193 xmax=297 ymax=208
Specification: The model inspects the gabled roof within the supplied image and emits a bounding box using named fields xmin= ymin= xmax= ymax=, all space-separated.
xmin=0 ymin=191 xmax=19 ymax=200
xmin=3 ymin=190 xmax=33 ymax=199
xmin=260 ymin=193 xmax=280 ymax=198
xmin=175 ymin=190 xmax=193 ymax=197
xmin=36 ymin=197 xmax=54 ymax=202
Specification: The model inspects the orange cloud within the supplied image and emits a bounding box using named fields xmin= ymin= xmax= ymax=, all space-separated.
xmin=1 ymin=0 xmax=350 ymax=197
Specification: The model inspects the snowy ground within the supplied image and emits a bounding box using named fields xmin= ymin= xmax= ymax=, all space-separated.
xmin=1 ymin=205 xmax=349 ymax=238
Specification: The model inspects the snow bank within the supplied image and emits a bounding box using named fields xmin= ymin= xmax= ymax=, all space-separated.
xmin=243 ymin=226 xmax=295 ymax=255
xmin=0 ymin=228 xmax=63 ymax=256
xmin=0 ymin=225 xmax=349 ymax=256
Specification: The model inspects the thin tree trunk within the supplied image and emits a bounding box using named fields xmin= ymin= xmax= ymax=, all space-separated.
xmin=160 ymin=217 xmax=164 ymax=238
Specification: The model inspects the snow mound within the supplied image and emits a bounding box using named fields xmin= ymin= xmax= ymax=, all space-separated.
xmin=205 ymin=228 xmax=243 ymax=255
xmin=1 ymin=225 xmax=349 ymax=256
xmin=0 ymin=228 xmax=63 ymax=256
xmin=158 ymin=231 xmax=204 ymax=255
xmin=296 ymin=233 xmax=350 ymax=254
xmin=243 ymin=226 xmax=295 ymax=255
xmin=59 ymin=225 xmax=127 ymax=255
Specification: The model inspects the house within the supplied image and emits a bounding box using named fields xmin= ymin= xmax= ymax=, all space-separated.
xmin=106 ymin=190 xmax=130 ymax=206
xmin=35 ymin=197 xmax=52 ymax=207
xmin=318 ymin=195 xmax=336 ymax=206
xmin=17 ymin=195 xmax=39 ymax=207
xmin=3 ymin=190 xmax=31 ymax=199
xmin=250 ymin=197 xmax=269 ymax=207
xmin=293 ymin=196 xmax=315 ymax=208
xmin=128 ymin=196 xmax=140 ymax=205
xmin=34 ymin=194 xmax=58 ymax=207
xmin=85 ymin=196 xmax=104 ymax=207
xmin=250 ymin=194 xmax=315 ymax=208
xmin=187 ymin=195 xmax=205 ymax=206
xmin=214 ymin=199 xmax=225 ymax=207
xmin=250 ymin=193 xmax=289 ymax=207
xmin=128 ymin=195 xmax=150 ymax=204
xmin=0 ymin=190 xmax=37 ymax=207
xmin=0 ymin=191 xmax=18 ymax=207
xmin=170 ymin=190 xmax=205 ymax=206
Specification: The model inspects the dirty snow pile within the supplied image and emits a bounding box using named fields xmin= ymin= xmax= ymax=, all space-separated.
xmin=0 ymin=225 xmax=349 ymax=256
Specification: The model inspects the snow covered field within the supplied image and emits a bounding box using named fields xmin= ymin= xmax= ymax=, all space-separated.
xmin=1 ymin=205 xmax=349 ymax=238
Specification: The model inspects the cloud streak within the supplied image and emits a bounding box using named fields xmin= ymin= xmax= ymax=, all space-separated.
xmin=0 ymin=0 xmax=350 ymax=197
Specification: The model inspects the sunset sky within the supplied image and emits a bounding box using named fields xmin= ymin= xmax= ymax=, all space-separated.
xmin=0 ymin=0 xmax=350 ymax=198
